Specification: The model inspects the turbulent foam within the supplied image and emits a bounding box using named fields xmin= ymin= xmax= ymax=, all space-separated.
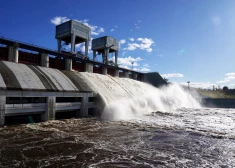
xmin=79 ymin=73 xmax=201 ymax=120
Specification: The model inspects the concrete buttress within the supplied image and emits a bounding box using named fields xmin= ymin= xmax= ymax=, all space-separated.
xmin=8 ymin=46 xmax=18 ymax=63
xmin=42 ymin=96 xmax=56 ymax=121
xmin=79 ymin=94 xmax=89 ymax=117
xmin=0 ymin=96 xmax=6 ymax=127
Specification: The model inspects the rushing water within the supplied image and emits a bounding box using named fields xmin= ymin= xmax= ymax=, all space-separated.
xmin=1 ymin=108 xmax=235 ymax=168
xmin=0 ymin=76 xmax=235 ymax=167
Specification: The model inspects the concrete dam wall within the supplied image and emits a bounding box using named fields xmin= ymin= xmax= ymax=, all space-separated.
xmin=0 ymin=60 xmax=96 ymax=126
xmin=0 ymin=60 xmax=169 ymax=125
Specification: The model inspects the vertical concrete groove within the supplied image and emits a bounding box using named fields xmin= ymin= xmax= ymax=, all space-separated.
xmin=55 ymin=69 xmax=78 ymax=91
xmin=0 ymin=61 xmax=22 ymax=89
xmin=27 ymin=65 xmax=58 ymax=91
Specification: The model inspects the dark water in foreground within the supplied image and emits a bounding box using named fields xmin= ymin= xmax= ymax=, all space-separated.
xmin=0 ymin=108 xmax=235 ymax=168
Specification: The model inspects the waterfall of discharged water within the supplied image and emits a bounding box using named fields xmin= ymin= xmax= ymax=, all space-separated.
xmin=80 ymin=72 xmax=201 ymax=120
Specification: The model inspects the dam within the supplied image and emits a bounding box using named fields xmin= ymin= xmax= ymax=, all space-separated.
xmin=0 ymin=20 xmax=166 ymax=126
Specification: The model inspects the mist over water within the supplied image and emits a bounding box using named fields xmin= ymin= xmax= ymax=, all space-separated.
xmin=101 ymin=83 xmax=201 ymax=121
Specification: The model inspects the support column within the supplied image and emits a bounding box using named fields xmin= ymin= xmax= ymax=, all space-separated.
xmin=8 ymin=46 xmax=18 ymax=63
xmin=115 ymin=51 xmax=118 ymax=65
xmin=106 ymin=48 xmax=110 ymax=63
xmin=71 ymin=34 xmax=76 ymax=54
xmin=133 ymin=73 xmax=137 ymax=80
xmin=78 ymin=94 xmax=88 ymax=117
xmin=41 ymin=96 xmax=55 ymax=121
xmin=140 ymin=74 xmax=145 ymax=81
xmin=85 ymin=40 xmax=89 ymax=56
xmin=0 ymin=96 xmax=6 ymax=127
xmin=40 ymin=53 xmax=49 ymax=67
xmin=114 ymin=70 xmax=119 ymax=77
xmin=57 ymin=39 xmax=62 ymax=52
xmin=124 ymin=71 xmax=129 ymax=78
xmin=65 ymin=59 xmax=72 ymax=71
xmin=85 ymin=63 xmax=93 ymax=73
xmin=102 ymin=67 xmax=107 ymax=75
xmin=93 ymin=50 xmax=96 ymax=61
xmin=102 ymin=52 xmax=106 ymax=63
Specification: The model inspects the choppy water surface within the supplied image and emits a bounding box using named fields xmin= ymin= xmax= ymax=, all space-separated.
xmin=0 ymin=108 xmax=235 ymax=168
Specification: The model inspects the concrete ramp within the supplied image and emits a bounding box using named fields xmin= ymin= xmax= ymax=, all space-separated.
xmin=0 ymin=61 xmax=92 ymax=92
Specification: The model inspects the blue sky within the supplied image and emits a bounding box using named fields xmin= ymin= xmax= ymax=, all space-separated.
xmin=0 ymin=0 xmax=235 ymax=89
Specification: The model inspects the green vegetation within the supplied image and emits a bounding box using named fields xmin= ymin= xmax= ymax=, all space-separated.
xmin=196 ymin=89 xmax=235 ymax=99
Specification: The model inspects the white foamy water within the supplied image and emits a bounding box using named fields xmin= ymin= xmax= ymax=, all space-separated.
xmin=133 ymin=108 xmax=235 ymax=138
xmin=79 ymin=73 xmax=235 ymax=138
xmin=79 ymin=72 xmax=201 ymax=120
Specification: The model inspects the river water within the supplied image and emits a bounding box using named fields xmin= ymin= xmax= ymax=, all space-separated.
xmin=0 ymin=107 xmax=235 ymax=168
xmin=0 ymin=75 xmax=235 ymax=167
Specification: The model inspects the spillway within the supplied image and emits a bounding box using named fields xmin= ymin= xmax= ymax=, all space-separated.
xmin=0 ymin=60 xmax=200 ymax=125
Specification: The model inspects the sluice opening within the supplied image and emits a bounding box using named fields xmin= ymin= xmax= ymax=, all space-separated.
xmin=88 ymin=108 xmax=96 ymax=116
xmin=56 ymin=97 xmax=82 ymax=103
xmin=55 ymin=111 xmax=77 ymax=120
xmin=5 ymin=114 xmax=42 ymax=125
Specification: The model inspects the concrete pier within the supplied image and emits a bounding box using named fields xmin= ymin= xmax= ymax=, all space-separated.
xmin=115 ymin=70 xmax=119 ymax=77
xmin=8 ymin=46 xmax=18 ymax=63
xmin=85 ymin=63 xmax=93 ymax=73
xmin=41 ymin=53 xmax=49 ymax=67
xmin=124 ymin=71 xmax=129 ymax=78
xmin=65 ymin=59 xmax=72 ymax=71
xmin=0 ymin=96 xmax=6 ymax=126
xmin=79 ymin=93 xmax=89 ymax=117
xmin=41 ymin=96 xmax=56 ymax=121
xmin=102 ymin=67 xmax=107 ymax=75
xmin=115 ymin=51 xmax=118 ymax=65
xmin=85 ymin=40 xmax=89 ymax=56
xmin=133 ymin=73 xmax=137 ymax=80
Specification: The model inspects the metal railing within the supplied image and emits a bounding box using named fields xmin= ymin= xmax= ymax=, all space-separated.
xmin=0 ymin=36 xmax=143 ymax=74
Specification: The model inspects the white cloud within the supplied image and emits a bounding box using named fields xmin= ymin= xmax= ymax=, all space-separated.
xmin=143 ymin=63 xmax=150 ymax=67
xmin=132 ymin=67 xmax=150 ymax=72
xmin=119 ymin=39 xmax=126 ymax=44
xmin=216 ymin=72 xmax=235 ymax=84
xmin=161 ymin=73 xmax=184 ymax=78
xmin=124 ymin=38 xmax=154 ymax=53
xmin=111 ymin=56 xmax=150 ymax=72
xmin=124 ymin=43 xmax=139 ymax=51
xmin=225 ymin=72 xmax=235 ymax=76
xmin=111 ymin=29 xmax=115 ymax=32
xmin=229 ymin=84 xmax=235 ymax=88
xmin=138 ymin=20 xmax=142 ymax=23
xmin=75 ymin=38 xmax=93 ymax=54
xmin=140 ymin=67 xmax=150 ymax=72
xmin=111 ymin=56 xmax=142 ymax=67
xmin=129 ymin=38 xmax=134 ymax=41
xmin=50 ymin=17 xmax=105 ymax=36
xmin=51 ymin=16 xmax=69 ymax=25
xmin=119 ymin=65 xmax=130 ymax=69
